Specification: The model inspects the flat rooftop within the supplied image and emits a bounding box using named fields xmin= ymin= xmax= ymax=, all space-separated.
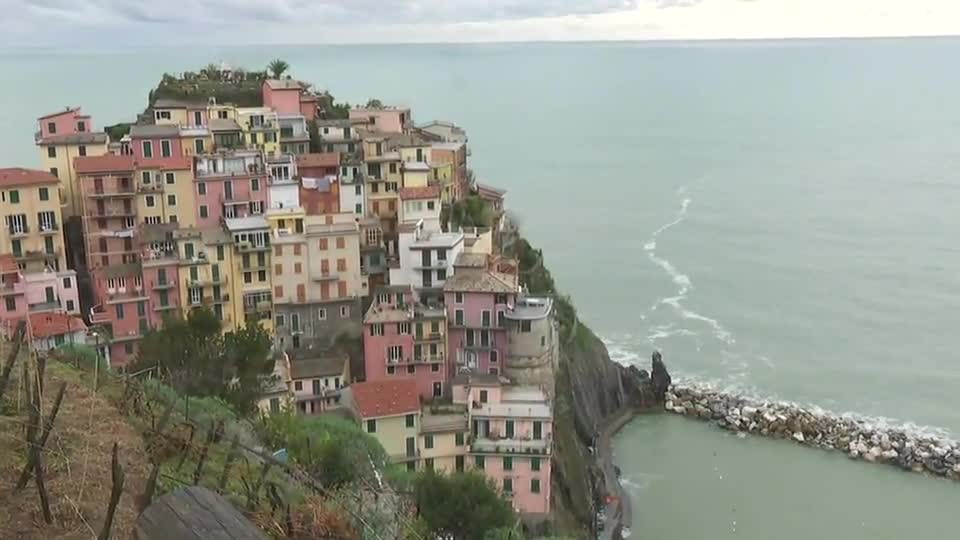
xmin=224 ymin=216 xmax=269 ymax=231
xmin=410 ymin=231 xmax=463 ymax=249
xmin=420 ymin=407 xmax=469 ymax=434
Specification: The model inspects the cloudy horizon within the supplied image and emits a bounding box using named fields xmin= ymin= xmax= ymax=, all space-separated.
xmin=5 ymin=0 xmax=960 ymax=47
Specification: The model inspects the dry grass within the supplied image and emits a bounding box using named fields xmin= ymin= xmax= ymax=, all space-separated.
xmin=0 ymin=348 xmax=149 ymax=539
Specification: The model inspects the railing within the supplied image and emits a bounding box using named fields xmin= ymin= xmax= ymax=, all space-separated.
xmin=415 ymin=332 xmax=444 ymax=342
xmin=311 ymin=271 xmax=339 ymax=282
xmin=8 ymin=226 xmax=28 ymax=236
xmin=462 ymin=338 xmax=497 ymax=350
xmin=90 ymin=207 xmax=136 ymax=217
xmin=38 ymin=223 xmax=59 ymax=234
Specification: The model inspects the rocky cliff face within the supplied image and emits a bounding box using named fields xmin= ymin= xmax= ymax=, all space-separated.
xmin=550 ymin=323 xmax=665 ymax=535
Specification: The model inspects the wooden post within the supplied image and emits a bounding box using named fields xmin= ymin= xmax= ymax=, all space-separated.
xmin=35 ymin=354 xmax=46 ymax=399
xmin=35 ymin=449 xmax=53 ymax=524
xmin=193 ymin=420 xmax=221 ymax=485
xmin=98 ymin=443 xmax=125 ymax=540
xmin=0 ymin=321 xmax=24 ymax=401
xmin=217 ymin=435 xmax=240 ymax=493
xmin=245 ymin=461 xmax=272 ymax=511
xmin=137 ymin=462 xmax=162 ymax=513
xmin=16 ymin=382 xmax=67 ymax=490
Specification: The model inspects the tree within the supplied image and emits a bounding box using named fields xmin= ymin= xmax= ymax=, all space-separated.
xmin=414 ymin=471 xmax=516 ymax=540
xmin=132 ymin=309 xmax=275 ymax=413
xmin=268 ymin=59 xmax=290 ymax=79
xmin=365 ymin=98 xmax=384 ymax=109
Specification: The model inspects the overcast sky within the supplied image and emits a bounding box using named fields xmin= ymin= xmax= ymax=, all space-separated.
xmin=6 ymin=0 xmax=960 ymax=46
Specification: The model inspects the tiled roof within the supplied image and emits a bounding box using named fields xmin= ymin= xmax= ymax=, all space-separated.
xmin=442 ymin=269 xmax=517 ymax=294
xmin=399 ymin=185 xmax=440 ymax=200
xmin=351 ymin=379 xmax=419 ymax=419
xmin=289 ymin=351 xmax=348 ymax=379
xmin=74 ymin=155 xmax=137 ymax=174
xmin=37 ymin=132 xmax=108 ymax=146
xmin=209 ymin=118 xmax=242 ymax=132
xmin=29 ymin=312 xmax=87 ymax=339
xmin=364 ymin=303 xmax=412 ymax=324
xmin=296 ymin=153 xmax=339 ymax=169
xmin=475 ymin=183 xmax=506 ymax=197
xmin=0 ymin=254 xmax=19 ymax=274
xmin=0 ymin=168 xmax=59 ymax=188
xmin=152 ymin=98 xmax=206 ymax=109
xmin=453 ymin=252 xmax=487 ymax=269
xmin=129 ymin=124 xmax=180 ymax=138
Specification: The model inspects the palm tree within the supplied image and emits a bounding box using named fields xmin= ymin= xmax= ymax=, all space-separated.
xmin=268 ymin=59 xmax=290 ymax=79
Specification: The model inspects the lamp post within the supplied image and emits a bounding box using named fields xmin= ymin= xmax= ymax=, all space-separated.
xmin=90 ymin=330 xmax=100 ymax=391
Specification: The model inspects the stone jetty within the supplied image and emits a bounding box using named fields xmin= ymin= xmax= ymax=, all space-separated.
xmin=666 ymin=385 xmax=960 ymax=480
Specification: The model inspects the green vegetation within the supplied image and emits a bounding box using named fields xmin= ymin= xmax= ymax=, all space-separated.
xmin=413 ymin=471 xmax=517 ymax=540
xmin=448 ymin=196 xmax=495 ymax=229
xmin=131 ymin=308 xmax=275 ymax=414
xmin=268 ymin=59 xmax=290 ymax=79
xmin=104 ymin=122 xmax=132 ymax=141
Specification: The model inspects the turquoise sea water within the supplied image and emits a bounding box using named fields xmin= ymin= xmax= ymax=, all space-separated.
xmin=2 ymin=38 xmax=959 ymax=538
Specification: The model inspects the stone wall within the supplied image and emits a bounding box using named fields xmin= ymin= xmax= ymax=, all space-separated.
xmin=667 ymin=385 xmax=960 ymax=479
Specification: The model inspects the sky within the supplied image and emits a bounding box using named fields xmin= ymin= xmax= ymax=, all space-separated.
xmin=4 ymin=0 xmax=960 ymax=46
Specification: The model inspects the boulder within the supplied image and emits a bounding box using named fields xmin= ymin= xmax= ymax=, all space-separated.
xmin=792 ymin=432 xmax=805 ymax=443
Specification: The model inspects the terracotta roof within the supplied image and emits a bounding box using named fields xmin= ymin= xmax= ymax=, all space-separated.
xmin=454 ymin=252 xmax=488 ymax=269
xmin=129 ymin=124 xmax=180 ymax=138
xmin=442 ymin=269 xmax=517 ymax=294
xmin=351 ymin=379 xmax=420 ymax=419
xmin=74 ymin=155 xmax=137 ymax=174
xmin=38 ymin=107 xmax=79 ymax=120
xmin=296 ymin=153 xmax=339 ymax=169
xmin=37 ymin=133 xmax=108 ymax=146
xmin=0 ymin=168 xmax=59 ymax=188
xmin=399 ymin=185 xmax=440 ymax=200
xmin=0 ymin=254 xmax=19 ymax=274
xmin=29 ymin=312 xmax=87 ymax=339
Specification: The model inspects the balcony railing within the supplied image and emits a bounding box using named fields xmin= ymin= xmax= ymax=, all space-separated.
xmin=462 ymin=338 xmax=497 ymax=350
xmin=90 ymin=207 xmax=136 ymax=217
xmin=38 ymin=223 xmax=60 ymax=234
xmin=90 ymin=186 xmax=136 ymax=198
xmin=415 ymin=332 xmax=444 ymax=342
xmin=8 ymin=226 xmax=28 ymax=236
xmin=311 ymin=271 xmax=339 ymax=282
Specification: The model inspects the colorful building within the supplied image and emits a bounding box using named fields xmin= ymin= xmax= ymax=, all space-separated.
xmin=297 ymin=153 xmax=340 ymax=215
xmin=0 ymin=168 xmax=70 ymax=274
xmin=224 ymin=216 xmax=273 ymax=332
xmin=316 ymin=119 xmax=359 ymax=154
xmin=503 ymin=295 xmax=559 ymax=397
xmin=345 ymin=379 xmax=422 ymax=470
xmin=419 ymin=406 xmax=470 ymax=474
xmin=453 ymin=375 xmax=553 ymax=515
xmin=350 ymin=106 xmax=413 ymax=134
xmin=443 ymin=253 xmax=518 ymax=376
xmin=362 ymin=285 xmax=448 ymax=401
xmin=390 ymin=221 xmax=464 ymax=302
xmin=194 ymin=151 xmax=268 ymax=227
xmin=262 ymin=79 xmax=304 ymax=116
xmin=287 ymin=350 xmax=351 ymax=414
xmin=28 ymin=311 xmax=88 ymax=351
xmin=35 ymin=107 xmax=109 ymax=217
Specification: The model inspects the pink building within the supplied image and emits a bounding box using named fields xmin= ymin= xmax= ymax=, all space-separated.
xmin=194 ymin=151 xmax=269 ymax=227
xmin=138 ymin=222 xmax=183 ymax=329
xmin=453 ymin=374 xmax=553 ymax=516
xmin=76 ymin=154 xmax=146 ymax=366
xmin=0 ymin=255 xmax=27 ymax=334
xmin=36 ymin=107 xmax=94 ymax=140
xmin=349 ymin=107 xmax=412 ymax=134
xmin=129 ymin=125 xmax=186 ymax=168
xmin=443 ymin=253 xmax=517 ymax=376
xmin=362 ymin=285 xmax=449 ymax=400
xmin=262 ymin=79 xmax=303 ymax=115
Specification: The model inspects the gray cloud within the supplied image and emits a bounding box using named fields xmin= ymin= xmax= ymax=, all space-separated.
xmin=18 ymin=0 xmax=643 ymax=26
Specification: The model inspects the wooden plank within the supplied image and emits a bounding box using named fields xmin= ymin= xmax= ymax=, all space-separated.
xmin=135 ymin=486 xmax=268 ymax=540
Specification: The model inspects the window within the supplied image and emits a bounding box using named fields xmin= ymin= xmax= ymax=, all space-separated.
xmin=475 ymin=456 xmax=485 ymax=469
xmin=479 ymin=390 xmax=488 ymax=403
xmin=454 ymin=309 xmax=464 ymax=326
xmin=165 ymin=172 xmax=175 ymax=185
xmin=5 ymin=297 xmax=15 ymax=312
xmin=145 ymin=195 xmax=155 ymax=208
xmin=490 ymin=350 xmax=499 ymax=364
xmin=37 ymin=187 xmax=50 ymax=201
xmin=199 ymin=205 xmax=208 ymax=218
xmin=503 ymin=478 xmax=513 ymax=493
xmin=436 ymin=269 xmax=446 ymax=281
xmin=167 ymin=194 xmax=177 ymax=206
xmin=47 ymin=147 xmax=56 ymax=158
xmin=244 ymin=272 xmax=252 ymax=284
xmin=336 ymin=237 xmax=345 ymax=249
xmin=505 ymin=420 xmax=514 ymax=438
xmin=258 ymin=270 xmax=266 ymax=282
xmin=197 ymin=182 xmax=206 ymax=195
xmin=142 ymin=141 xmax=153 ymax=158
xmin=455 ymin=292 xmax=464 ymax=304
xmin=387 ymin=345 xmax=403 ymax=362
xmin=497 ymin=311 xmax=505 ymax=328
xmin=47 ymin=122 xmax=56 ymax=134
xmin=531 ymin=479 xmax=541 ymax=494
xmin=502 ymin=456 xmax=513 ymax=471
xmin=49 ymin=167 xmax=58 ymax=178
xmin=251 ymin=178 xmax=260 ymax=191
xmin=495 ymin=293 xmax=508 ymax=305
xmin=66 ymin=300 xmax=75 ymax=311
xmin=156 ymin=110 xmax=171 ymax=120
xmin=431 ymin=363 xmax=440 ymax=373
xmin=318 ymin=238 xmax=328 ymax=250
xmin=275 ymin=313 xmax=285 ymax=327
xmin=405 ymin=414 xmax=415 ymax=428
xmin=294 ymin=262 xmax=302 ymax=274
xmin=370 ymin=323 xmax=384 ymax=336
xmin=387 ymin=366 xmax=395 ymax=375
xmin=456 ymin=455 xmax=465 ymax=473
xmin=427 ymin=200 xmax=435 ymax=210
xmin=521 ymin=320 xmax=532 ymax=332
xmin=366 ymin=419 xmax=376 ymax=433
xmin=218 ymin=110 xmax=228 ymax=120
xmin=424 ymin=435 xmax=434 ymax=449
xmin=161 ymin=140 xmax=172 ymax=157
xmin=318 ymin=308 xmax=327 ymax=321
xmin=137 ymin=301 xmax=146 ymax=317
xmin=115 ymin=304 xmax=125 ymax=319
xmin=78 ymin=145 xmax=87 ymax=157
xmin=531 ymin=457 xmax=541 ymax=472
xmin=9 ymin=190 xmax=19 ymax=204
xmin=195 ymin=139 xmax=205 ymax=154
xmin=398 ymin=322 xmax=411 ymax=335
xmin=533 ymin=421 xmax=543 ymax=440
xmin=340 ymin=305 xmax=350 ymax=318
xmin=312 ymin=380 xmax=321 ymax=395
xmin=455 ymin=432 xmax=465 ymax=446
xmin=481 ymin=310 xmax=491 ymax=327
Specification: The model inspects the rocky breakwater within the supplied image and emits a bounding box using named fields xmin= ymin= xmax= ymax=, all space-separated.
xmin=666 ymin=385 xmax=960 ymax=480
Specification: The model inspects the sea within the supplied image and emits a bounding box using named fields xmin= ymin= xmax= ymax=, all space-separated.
xmin=2 ymin=38 xmax=959 ymax=538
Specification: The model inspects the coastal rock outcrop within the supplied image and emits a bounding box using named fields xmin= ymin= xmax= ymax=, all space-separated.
xmin=666 ymin=385 xmax=960 ymax=480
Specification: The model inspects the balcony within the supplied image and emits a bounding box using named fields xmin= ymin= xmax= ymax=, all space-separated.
xmin=470 ymin=434 xmax=552 ymax=456
xmin=221 ymin=193 xmax=253 ymax=205
xmin=137 ymin=183 xmax=165 ymax=193
xmin=28 ymin=300 xmax=60 ymax=313
xmin=412 ymin=354 xmax=446 ymax=364
xmin=90 ymin=207 xmax=136 ymax=218
xmin=413 ymin=260 xmax=448 ymax=270
xmin=462 ymin=338 xmax=497 ymax=351
xmin=0 ymin=280 xmax=26 ymax=296
xmin=415 ymin=332 xmax=444 ymax=343
xmin=89 ymin=186 xmax=136 ymax=198
xmin=236 ymin=242 xmax=270 ymax=253
xmin=37 ymin=223 xmax=60 ymax=235
xmin=311 ymin=271 xmax=339 ymax=282
xmin=151 ymin=280 xmax=174 ymax=290
xmin=15 ymin=249 xmax=58 ymax=262
xmin=89 ymin=305 xmax=111 ymax=324
xmin=388 ymin=449 xmax=421 ymax=463
xmin=154 ymin=303 xmax=178 ymax=312
xmin=212 ymin=293 xmax=231 ymax=304
xmin=8 ymin=225 xmax=29 ymax=237
xmin=179 ymin=252 xmax=209 ymax=266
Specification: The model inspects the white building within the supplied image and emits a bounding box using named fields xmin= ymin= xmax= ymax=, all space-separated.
xmin=390 ymin=220 xmax=464 ymax=302
xmin=267 ymin=154 xmax=299 ymax=209
xmin=398 ymin=185 xmax=441 ymax=232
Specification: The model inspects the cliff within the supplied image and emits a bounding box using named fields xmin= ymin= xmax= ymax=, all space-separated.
xmin=506 ymin=231 xmax=669 ymax=536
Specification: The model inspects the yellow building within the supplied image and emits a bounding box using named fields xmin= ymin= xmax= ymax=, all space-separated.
xmin=362 ymin=136 xmax=401 ymax=242
xmin=347 ymin=379 xmax=422 ymax=471
xmin=200 ymin=227 xmax=241 ymax=333
xmin=37 ymin=132 xmax=109 ymax=218
xmin=224 ymin=215 xmax=274 ymax=333
xmin=179 ymin=126 xmax=214 ymax=157
xmin=237 ymin=107 xmax=281 ymax=156
xmin=0 ymin=168 xmax=69 ymax=273
xmin=420 ymin=407 xmax=470 ymax=474
xmin=135 ymin=157 xmax=197 ymax=228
